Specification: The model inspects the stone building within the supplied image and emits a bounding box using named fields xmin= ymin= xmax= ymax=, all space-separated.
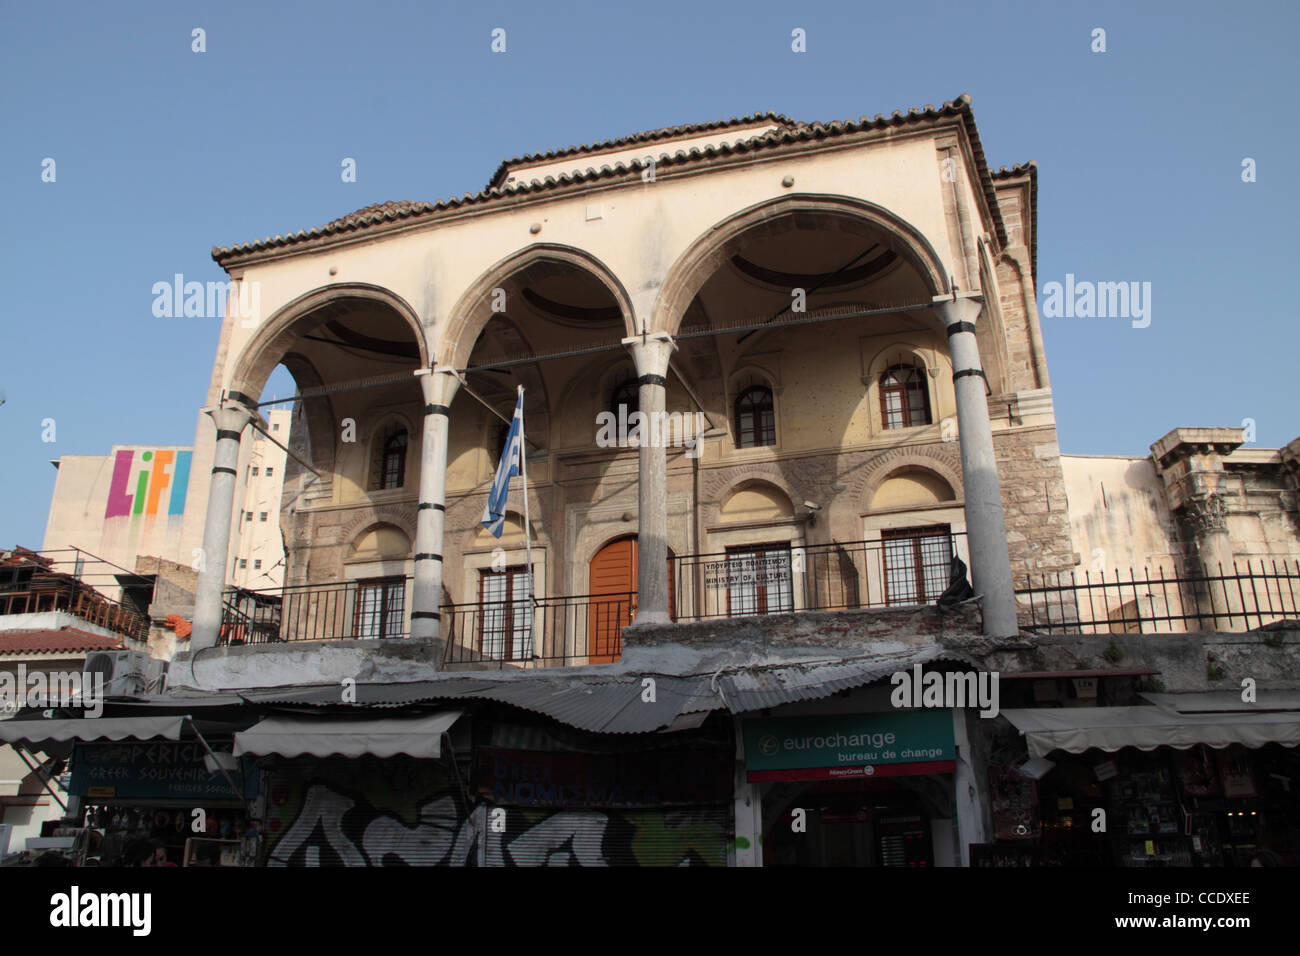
xmin=11 ymin=94 xmax=1297 ymax=868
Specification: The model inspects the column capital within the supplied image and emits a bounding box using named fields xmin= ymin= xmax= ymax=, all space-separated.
xmin=204 ymin=403 xmax=256 ymax=434
xmin=415 ymin=366 xmax=462 ymax=407
xmin=932 ymin=292 xmax=984 ymax=330
xmin=621 ymin=333 xmax=677 ymax=378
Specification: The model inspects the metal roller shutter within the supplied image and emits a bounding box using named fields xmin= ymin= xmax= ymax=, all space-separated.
xmin=484 ymin=805 xmax=731 ymax=866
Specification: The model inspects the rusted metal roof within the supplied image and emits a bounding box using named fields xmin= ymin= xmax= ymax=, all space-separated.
xmin=236 ymin=646 xmax=981 ymax=734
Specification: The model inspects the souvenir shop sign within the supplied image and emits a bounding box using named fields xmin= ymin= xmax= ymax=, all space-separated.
xmin=743 ymin=711 xmax=956 ymax=782
xmin=478 ymin=748 xmax=732 ymax=807
xmin=70 ymin=742 xmax=258 ymax=801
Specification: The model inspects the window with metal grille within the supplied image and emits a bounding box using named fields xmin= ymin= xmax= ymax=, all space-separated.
xmin=380 ymin=431 xmax=407 ymax=489
xmin=354 ymin=577 xmax=405 ymax=639
xmin=725 ymin=544 xmax=794 ymax=616
xmin=882 ymin=526 xmax=952 ymax=606
xmin=880 ymin=365 xmax=932 ymax=430
xmin=610 ymin=378 xmax=639 ymax=419
xmin=253 ymin=559 xmax=262 ymax=570
xmin=735 ymin=386 xmax=776 ymax=448
xmin=479 ymin=566 xmax=532 ymax=660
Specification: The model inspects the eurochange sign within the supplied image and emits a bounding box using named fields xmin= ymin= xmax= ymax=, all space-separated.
xmin=743 ymin=711 xmax=956 ymax=782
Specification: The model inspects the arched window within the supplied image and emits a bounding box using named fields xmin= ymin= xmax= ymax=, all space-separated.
xmin=380 ymin=430 xmax=407 ymax=489
xmin=879 ymin=365 xmax=931 ymax=430
xmin=610 ymin=378 xmax=639 ymax=419
xmin=734 ymin=385 xmax=776 ymax=448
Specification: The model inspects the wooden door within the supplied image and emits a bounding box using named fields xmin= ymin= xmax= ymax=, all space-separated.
xmin=588 ymin=537 xmax=637 ymax=663
xmin=587 ymin=537 xmax=677 ymax=663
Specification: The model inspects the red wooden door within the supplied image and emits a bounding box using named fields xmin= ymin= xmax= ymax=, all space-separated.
xmin=588 ymin=537 xmax=636 ymax=663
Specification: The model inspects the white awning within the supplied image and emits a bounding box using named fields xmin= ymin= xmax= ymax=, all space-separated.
xmin=0 ymin=715 xmax=185 ymax=748
xmin=1001 ymin=707 xmax=1300 ymax=758
xmin=233 ymin=711 xmax=463 ymax=759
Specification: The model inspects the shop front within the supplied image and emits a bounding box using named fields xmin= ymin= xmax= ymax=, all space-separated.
xmin=742 ymin=709 xmax=962 ymax=867
xmin=478 ymin=741 xmax=734 ymax=866
xmin=992 ymin=700 xmax=1300 ymax=867
xmin=72 ymin=739 xmax=260 ymax=866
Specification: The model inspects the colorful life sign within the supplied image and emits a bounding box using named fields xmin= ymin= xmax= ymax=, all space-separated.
xmin=105 ymin=449 xmax=191 ymax=519
xmin=742 ymin=710 xmax=956 ymax=782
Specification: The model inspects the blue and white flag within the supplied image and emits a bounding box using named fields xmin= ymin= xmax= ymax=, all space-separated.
xmin=481 ymin=392 xmax=524 ymax=538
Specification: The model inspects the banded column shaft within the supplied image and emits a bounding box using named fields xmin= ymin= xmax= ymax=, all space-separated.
xmin=411 ymin=368 xmax=461 ymax=644
xmin=623 ymin=333 xmax=676 ymax=626
xmin=191 ymin=404 xmax=256 ymax=650
xmin=934 ymin=294 xmax=1018 ymax=638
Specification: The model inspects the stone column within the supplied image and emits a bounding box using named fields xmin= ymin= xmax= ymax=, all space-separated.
xmin=411 ymin=367 xmax=461 ymax=645
xmin=190 ymin=403 xmax=256 ymax=651
xmin=623 ymin=333 xmax=676 ymax=626
xmin=934 ymin=293 xmax=1018 ymax=638
xmin=1151 ymin=429 xmax=1246 ymax=627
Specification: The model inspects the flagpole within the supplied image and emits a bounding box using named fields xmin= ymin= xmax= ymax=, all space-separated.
xmin=517 ymin=386 xmax=536 ymax=659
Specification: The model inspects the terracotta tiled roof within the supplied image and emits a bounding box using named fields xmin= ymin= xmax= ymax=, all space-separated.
xmin=485 ymin=111 xmax=799 ymax=187
xmin=991 ymin=161 xmax=1038 ymax=286
xmin=212 ymin=94 xmax=1008 ymax=264
xmin=0 ymin=628 xmax=126 ymax=655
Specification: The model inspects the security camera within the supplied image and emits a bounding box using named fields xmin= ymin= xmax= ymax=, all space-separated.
xmin=803 ymin=501 xmax=821 ymax=511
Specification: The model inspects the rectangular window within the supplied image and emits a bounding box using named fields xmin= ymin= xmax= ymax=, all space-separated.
xmin=882 ymin=526 xmax=952 ymax=607
xmin=239 ymin=559 xmax=247 ymax=569
xmin=478 ymin=566 xmax=533 ymax=661
xmin=272 ymin=423 xmax=280 ymax=432
xmin=354 ymin=578 xmax=406 ymax=640
xmin=253 ymin=559 xmax=262 ymax=570
xmin=265 ymin=467 xmax=273 ymax=477
xmin=259 ymin=512 xmax=268 ymax=522
xmin=724 ymin=544 xmax=794 ymax=617
xmin=244 ymin=512 xmax=252 ymax=522
xmin=251 ymin=466 xmax=259 ymax=476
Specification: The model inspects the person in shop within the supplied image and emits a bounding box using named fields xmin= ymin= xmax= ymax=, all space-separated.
xmin=122 ymin=838 xmax=176 ymax=867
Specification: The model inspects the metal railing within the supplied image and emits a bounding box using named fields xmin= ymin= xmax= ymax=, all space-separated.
xmin=669 ymin=531 xmax=966 ymax=621
xmin=440 ymin=592 xmax=636 ymax=669
xmin=1017 ymin=560 xmax=1300 ymax=634
xmin=219 ymin=578 xmax=411 ymax=645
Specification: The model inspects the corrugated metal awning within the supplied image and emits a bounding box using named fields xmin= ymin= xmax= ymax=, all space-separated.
xmin=233 ymin=710 xmax=463 ymax=759
xmin=0 ymin=715 xmax=184 ymax=747
xmin=1002 ymin=706 xmax=1300 ymax=758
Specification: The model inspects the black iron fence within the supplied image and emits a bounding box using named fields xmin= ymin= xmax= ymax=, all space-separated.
xmin=1018 ymin=560 xmax=1300 ymax=634
xmin=220 ymin=578 xmax=410 ymax=645
xmin=669 ymin=531 xmax=966 ymax=621
xmin=440 ymin=592 xmax=636 ymax=669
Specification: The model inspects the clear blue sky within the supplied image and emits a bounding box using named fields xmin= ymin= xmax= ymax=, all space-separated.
xmin=2 ymin=0 xmax=1296 ymax=549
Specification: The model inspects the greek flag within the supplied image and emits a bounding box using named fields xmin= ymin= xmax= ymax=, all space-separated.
xmin=481 ymin=392 xmax=524 ymax=538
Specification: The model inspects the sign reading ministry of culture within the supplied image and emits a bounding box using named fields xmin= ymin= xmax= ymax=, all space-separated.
xmin=704 ymin=552 xmax=791 ymax=589
xmin=743 ymin=711 xmax=956 ymax=782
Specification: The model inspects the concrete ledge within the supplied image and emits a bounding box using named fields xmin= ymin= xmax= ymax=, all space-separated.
xmin=624 ymin=603 xmax=983 ymax=655
xmin=170 ymin=638 xmax=443 ymax=692
xmin=980 ymin=627 xmax=1300 ymax=692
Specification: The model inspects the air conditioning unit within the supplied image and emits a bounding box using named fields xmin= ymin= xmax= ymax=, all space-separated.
xmin=82 ymin=651 xmax=168 ymax=696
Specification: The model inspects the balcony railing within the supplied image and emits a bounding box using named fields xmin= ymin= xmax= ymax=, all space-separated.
xmin=217 ymin=531 xmax=972 ymax=663
xmin=1018 ymin=560 xmax=1300 ymax=634
xmin=0 ymin=577 xmax=149 ymax=642
xmin=441 ymin=592 xmax=636 ymax=669
xmin=669 ymin=532 xmax=967 ymax=621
